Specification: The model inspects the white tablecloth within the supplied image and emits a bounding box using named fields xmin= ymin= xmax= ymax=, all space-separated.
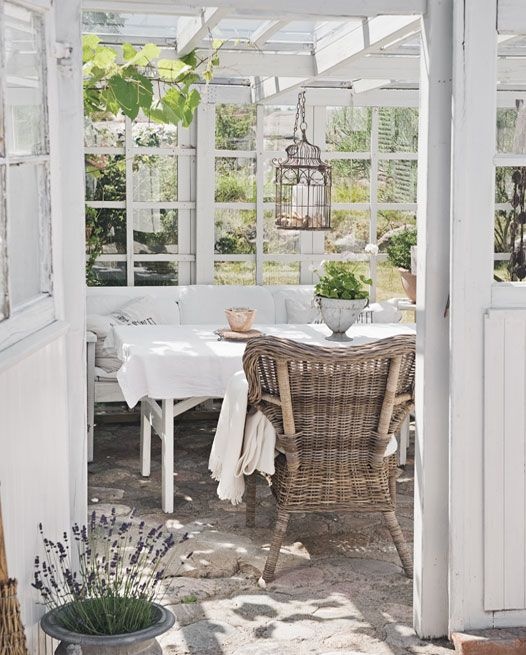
xmin=113 ymin=323 xmax=416 ymax=407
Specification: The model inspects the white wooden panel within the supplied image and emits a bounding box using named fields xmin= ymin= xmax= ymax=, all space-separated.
xmin=503 ymin=315 xmax=526 ymax=608
xmin=498 ymin=0 xmax=526 ymax=35
xmin=484 ymin=311 xmax=505 ymax=610
xmin=484 ymin=309 xmax=526 ymax=611
xmin=0 ymin=335 xmax=71 ymax=654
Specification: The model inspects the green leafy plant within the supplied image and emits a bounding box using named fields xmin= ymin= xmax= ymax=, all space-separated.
xmin=33 ymin=511 xmax=186 ymax=636
xmin=385 ymin=227 xmax=417 ymax=271
xmin=82 ymin=35 xmax=221 ymax=126
xmin=315 ymin=261 xmax=371 ymax=300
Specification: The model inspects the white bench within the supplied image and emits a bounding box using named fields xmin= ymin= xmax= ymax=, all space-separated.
xmin=86 ymin=285 xmax=407 ymax=465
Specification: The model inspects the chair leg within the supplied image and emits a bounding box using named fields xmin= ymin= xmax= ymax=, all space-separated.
xmin=262 ymin=509 xmax=290 ymax=583
xmin=383 ymin=510 xmax=413 ymax=578
xmin=245 ymin=475 xmax=257 ymax=528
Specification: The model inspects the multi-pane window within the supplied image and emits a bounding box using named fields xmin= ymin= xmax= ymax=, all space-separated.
xmin=323 ymin=106 xmax=418 ymax=300
xmin=214 ymin=104 xmax=257 ymax=284
xmin=85 ymin=102 xmax=419 ymax=298
xmin=494 ymin=107 xmax=526 ymax=281
xmin=85 ymin=116 xmax=194 ymax=286
xmin=0 ymin=2 xmax=54 ymax=346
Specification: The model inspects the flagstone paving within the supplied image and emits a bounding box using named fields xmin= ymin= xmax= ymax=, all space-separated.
xmin=88 ymin=416 xmax=453 ymax=655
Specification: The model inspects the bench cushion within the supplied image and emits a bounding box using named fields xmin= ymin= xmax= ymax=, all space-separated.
xmin=178 ymin=285 xmax=275 ymax=325
xmin=87 ymin=292 xmax=181 ymax=325
xmin=269 ymin=286 xmax=316 ymax=323
xmin=88 ymin=296 xmax=172 ymax=373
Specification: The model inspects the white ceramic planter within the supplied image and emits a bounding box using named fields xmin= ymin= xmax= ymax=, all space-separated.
xmin=317 ymin=296 xmax=368 ymax=341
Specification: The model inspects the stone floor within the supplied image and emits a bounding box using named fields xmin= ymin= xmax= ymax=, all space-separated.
xmin=88 ymin=414 xmax=454 ymax=655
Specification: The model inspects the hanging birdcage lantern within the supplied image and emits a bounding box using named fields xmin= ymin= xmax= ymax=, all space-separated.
xmin=274 ymin=91 xmax=332 ymax=230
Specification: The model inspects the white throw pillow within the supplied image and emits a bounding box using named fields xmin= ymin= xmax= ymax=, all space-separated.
xmin=368 ymin=301 xmax=402 ymax=324
xmin=87 ymin=297 xmax=162 ymax=373
xmin=285 ymin=298 xmax=322 ymax=324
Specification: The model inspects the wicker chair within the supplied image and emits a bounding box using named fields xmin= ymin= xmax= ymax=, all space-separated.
xmin=242 ymin=334 xmax=415 ymax=583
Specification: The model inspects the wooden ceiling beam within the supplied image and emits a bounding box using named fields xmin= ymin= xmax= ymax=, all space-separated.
xmin=250 ymin=19 xmax=289 ymax=47
xmin=176 ymin=6 xmax=228 ymax=55
xmin=252 ymin=15 xmax=420 ymax=102
xmin=82 ymin=0 xmax=427 ymax=19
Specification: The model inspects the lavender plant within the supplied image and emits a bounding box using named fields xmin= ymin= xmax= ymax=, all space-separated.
xmin=33 ymin=510 xmax=183 ymax=636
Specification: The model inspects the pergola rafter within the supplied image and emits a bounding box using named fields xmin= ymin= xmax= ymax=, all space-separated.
xmin=251 ymin=15 xmax=421 ymax=102
xmin=81 ymin=0 xmax=526 ymax=96
xmin=83 ymin=0 xmax=428 ymax=19
xmin=249 ymin=19 xmax=289 ymax=46
xmin=203 ymin=51 xmax=420 ymax=81
xmin=176 ymin=6 xmax=229 ymax=55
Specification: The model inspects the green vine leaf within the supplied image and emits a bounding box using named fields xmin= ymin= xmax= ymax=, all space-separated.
xmin=108 ymin=74 xmax=151 ymax=120
xmin=122 ymin=42 xmax=137 ymax=61
xmin=123 ymin=42 xmax=160 ymax=67
xmin=157 ymin=58 xmax=191 ymax=82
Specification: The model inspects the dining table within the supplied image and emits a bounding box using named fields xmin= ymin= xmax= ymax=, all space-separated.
xmin=113 ymin=322 xmax=416 ymax=512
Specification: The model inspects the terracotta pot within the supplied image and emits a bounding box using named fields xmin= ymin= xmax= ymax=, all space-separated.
xmin=225 ymin=307 xmax=256 ymax=332
xmin=41 ymin=602 xmax=174 ymax=655
xmin=317 ymin=296 xmax=368 ymax=342
xmin=399 ymin=269 xmax=417 ymax=303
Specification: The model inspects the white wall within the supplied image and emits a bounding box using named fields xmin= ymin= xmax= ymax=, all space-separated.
xmin=0 ymin=327 xmax=71 ymax=653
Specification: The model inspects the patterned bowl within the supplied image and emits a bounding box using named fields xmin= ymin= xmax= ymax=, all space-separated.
xmin=225 ymin=307 xmax=256 ymax=332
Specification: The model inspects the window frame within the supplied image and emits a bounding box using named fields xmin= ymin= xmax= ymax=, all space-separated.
xmin=85 ymin=117 xmax=195 ymax=286
xmin=0 ymin=0 xmax=59 ymax=352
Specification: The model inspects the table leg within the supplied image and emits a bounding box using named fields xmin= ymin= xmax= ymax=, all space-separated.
xmin=161 ymin=399 xmax=174 ymax=514
xmin=87 ymin=339 xmax=96 ymax=463
xmin=140 ymin=399 xmax=152 ymax=477
xmin=399 ymin=415 xmax=410 ymax=466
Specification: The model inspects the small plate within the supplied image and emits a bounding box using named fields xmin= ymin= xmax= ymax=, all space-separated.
xmin=215 ymin=328 xmax=263 ymax=342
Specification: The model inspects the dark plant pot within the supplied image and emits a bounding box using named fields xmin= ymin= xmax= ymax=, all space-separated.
xmin=40 ymin=602 xmax=174 ymax=655
xmin=399 ymin=269 xmax=417 ymax=303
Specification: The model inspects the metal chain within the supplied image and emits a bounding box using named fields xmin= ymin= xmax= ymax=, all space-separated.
xmin=293 ymin=90 xmax=307 ymax=141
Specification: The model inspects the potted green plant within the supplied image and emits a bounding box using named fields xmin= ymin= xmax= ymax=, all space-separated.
xmin=34 ymin=511 xmax=181 ymax=654
xmin=314 ymin=260 xmax=372 ymax=341
xmin=385 ymin=227 xmax=417 ymax=302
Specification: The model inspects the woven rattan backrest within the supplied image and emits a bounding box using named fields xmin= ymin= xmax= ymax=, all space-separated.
xmin=243 ymin=334 xmax=416 ymax=466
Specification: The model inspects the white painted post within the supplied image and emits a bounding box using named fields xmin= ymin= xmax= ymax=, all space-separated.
xmin=256 ymin=104 xmax=264 ymax=284
xmin=369 ymin=107 xmax=379 ymax=302
xmin=125 ymin=117 xmax=134 ymax=285
xmin=449 ymin=0 xmax=497 ymax=632
xmin=54 ymin=0 xmax=88 ymax=526
xmin=310 ymin=105 xmax=327 ymax=284
xmin=413 ymin=0 xmax=453 ymax=638
xmin=161 ymin=399 xmax=174 ymax=514
xmin=178 ymin=125 xmax=193 ymax=285
xmin=195 ymin=99 xmax=216 ymax=284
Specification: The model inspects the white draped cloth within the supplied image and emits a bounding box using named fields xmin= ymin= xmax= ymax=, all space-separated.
xmin=208 ymin=371 xmax=276 ymax=505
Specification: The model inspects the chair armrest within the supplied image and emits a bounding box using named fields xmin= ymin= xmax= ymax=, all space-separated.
xmin=86 ymin=330 xmax=97 ymax=343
